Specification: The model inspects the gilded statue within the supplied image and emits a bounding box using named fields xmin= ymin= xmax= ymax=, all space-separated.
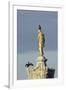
xmin=38 ymin=25 xmax=45 ymax=56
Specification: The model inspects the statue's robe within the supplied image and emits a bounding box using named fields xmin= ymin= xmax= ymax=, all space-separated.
xmin=38 ymin=31 xmax=45 ymax=56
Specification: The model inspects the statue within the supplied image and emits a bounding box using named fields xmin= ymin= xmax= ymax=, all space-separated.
xmin=38 ymin=25 xmax=45 ymax=56
xmin=25 ymin=25 xmax=55 ymax=79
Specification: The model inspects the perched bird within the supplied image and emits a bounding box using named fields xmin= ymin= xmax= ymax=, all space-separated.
xmin=25 ymin=62 xmax=34 ymax=68
xmin=44 ymin=57 xmax=47 ymax=66
xmin=44 ymin=57 xmax=47 ymax=62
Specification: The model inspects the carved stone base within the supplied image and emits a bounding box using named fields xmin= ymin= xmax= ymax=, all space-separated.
xmin=26 ymin=56 xmax=48 ymax=79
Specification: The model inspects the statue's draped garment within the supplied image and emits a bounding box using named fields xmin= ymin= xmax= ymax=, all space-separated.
xmin=38 ymin=31 xmax=45 ymax=56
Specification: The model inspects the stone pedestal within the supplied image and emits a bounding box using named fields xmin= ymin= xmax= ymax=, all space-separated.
xmin=26 ymin=56 xmax=48 ymax=79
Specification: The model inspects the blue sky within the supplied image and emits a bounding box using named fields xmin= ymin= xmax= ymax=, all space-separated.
xmin=17 ymin=10 xmax=58 ymax=53
xmin=17 ymin=10 xmax=58 ymax=79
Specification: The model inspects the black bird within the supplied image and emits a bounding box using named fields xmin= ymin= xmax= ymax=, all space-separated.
xmin=25 ymin=62 xmax=34 ymax=68
xmin=38 ymin=25 xmax=41 ymax=30
xmin=44 ymin=57 xmax=47 ymax=62
xmin=44 ymin=57 xmax=47 ymax=66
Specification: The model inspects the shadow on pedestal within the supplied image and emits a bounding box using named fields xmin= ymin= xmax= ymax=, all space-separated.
xmin=47 ymin=68 xmax=55 ymax=78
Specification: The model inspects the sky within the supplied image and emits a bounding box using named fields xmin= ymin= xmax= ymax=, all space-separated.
xmin=17 ymin=10 xmax=58 ymax=53
xmin=17 ymin=10 xmax=58 ymax=79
